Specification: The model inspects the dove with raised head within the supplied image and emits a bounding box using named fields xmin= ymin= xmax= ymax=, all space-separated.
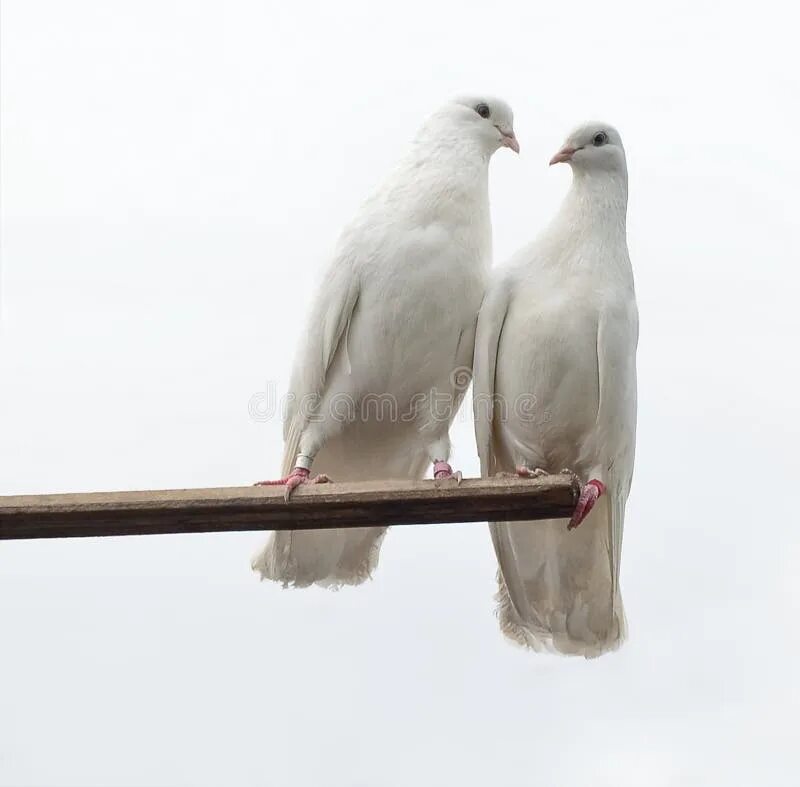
xmin=253 ymin=95 xmax=519 ymax=588
xmin=473 ymin=122 xmax=637 ymax=656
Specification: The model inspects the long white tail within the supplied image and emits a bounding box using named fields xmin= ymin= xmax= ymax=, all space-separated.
xmin=252 ymin=421 xmax=428 ymax=588
xmin=490 ymin=495 xmax=626 ymax=658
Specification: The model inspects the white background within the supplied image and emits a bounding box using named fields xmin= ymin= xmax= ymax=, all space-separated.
xmin=1 ymin=1 xmax=799 ymax=785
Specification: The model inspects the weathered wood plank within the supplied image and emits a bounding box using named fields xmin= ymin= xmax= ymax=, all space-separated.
xmin=0 ymin=476 xmax=578 ymax=540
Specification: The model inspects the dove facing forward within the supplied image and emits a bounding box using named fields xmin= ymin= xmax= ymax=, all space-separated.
xmin=253 ymin=96 xmax=519 ymax=588
xmin=473 ymin=123 xmax=637 ymax=656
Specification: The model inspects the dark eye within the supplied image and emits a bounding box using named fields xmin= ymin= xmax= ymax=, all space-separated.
xmin=474 ymin=103 xmax=491 ymax=119
xmin=593 ymin=131 xmax=608 ymax=146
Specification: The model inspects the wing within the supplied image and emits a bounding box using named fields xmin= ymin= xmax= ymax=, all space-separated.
xmin=596 ymin=295 xmax=638 ymax=598
xmin=473 ymin=278 xmax=538 ymax=630
xmin=472 ymin=279 xmax=512 ymax=477
xmin=281 ymin=258 xmax=360 ymax=473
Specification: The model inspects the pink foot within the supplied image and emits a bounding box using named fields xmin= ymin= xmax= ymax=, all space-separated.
xmin=497 ymin=466 xmax=548 ymax=479
xmin=433 ymin=461 xmax=462 ymax=484
xmin=568 ymin=479 xmax=606 ymax=530
xmin=254 ymin=467 xmax=332 ymax=502
xmin=515 ymin=466 xmax=548 ymax=478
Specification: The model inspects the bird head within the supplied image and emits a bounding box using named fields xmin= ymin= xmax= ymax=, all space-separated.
xmin=446 ymin=95 xmax=520 ymax=155
xmin=549 ymin=122 xmax=625 ymax=174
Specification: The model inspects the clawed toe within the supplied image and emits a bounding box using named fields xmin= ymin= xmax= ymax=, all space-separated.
xmin=516 ymin=466 xmax=548 ymax=478
xmin=497 ymin=466 xmax=547 ymax=480
xmin=567 ymin=478 xmax=606 ymax=530
xmin=559 ymin=468 xmax=580 ymax=484
xmin=284 ymin=470 xmax=333 ymax=501
xmin=433 ymin=461 xmax=462 ymax=483
xmin=255 ymin=467 xmax=332 ymax=502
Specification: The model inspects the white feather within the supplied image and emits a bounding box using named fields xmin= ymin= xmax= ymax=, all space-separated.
xmin=473 ymin=123 xmax=638 ymax=656
xmin=253 ymin=96 xmax=516 ymax=588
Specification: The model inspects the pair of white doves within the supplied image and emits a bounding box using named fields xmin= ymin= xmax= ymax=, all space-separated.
xmin=252 ymin=95 xmax=637 ymax=659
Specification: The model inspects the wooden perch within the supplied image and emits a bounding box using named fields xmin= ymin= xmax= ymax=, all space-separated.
xmin=0 ymin=476 xmax=578 ymax=541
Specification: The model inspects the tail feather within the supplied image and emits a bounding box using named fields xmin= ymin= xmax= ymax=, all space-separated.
xmin=252 ymin=421 xmax=428 ymax=588
xmin=491 ymin=495 xmax=626 ymax=658
xmin=251 ymin=526 xmax=388 ymax=589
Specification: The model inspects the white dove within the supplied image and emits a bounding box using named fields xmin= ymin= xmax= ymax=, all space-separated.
xmin=253 ymin=95 xmax=519 ymax=588
xmin=473 ymin=122 xmax=637 ymax=657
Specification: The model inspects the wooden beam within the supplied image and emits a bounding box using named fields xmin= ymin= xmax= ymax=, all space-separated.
xmin=0 ymin=476 xmax=577 ymax=540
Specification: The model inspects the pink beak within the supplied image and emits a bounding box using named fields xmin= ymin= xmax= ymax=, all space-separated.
xmin=549 ymin=145 xmax=578 ymax=166
xmin=500 ymin=131 xmax=520 ymax=154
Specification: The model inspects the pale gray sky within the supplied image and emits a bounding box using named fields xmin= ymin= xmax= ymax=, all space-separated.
xmin=1 ymin=1 xmax=799 ymax=785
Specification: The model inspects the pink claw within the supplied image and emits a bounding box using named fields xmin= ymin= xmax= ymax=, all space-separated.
xmin=515 ymin=466 xmax=548 ymax=478
xmin=433 ymin=461 xmax=462 ymax=484
xmin=255 ymin=467 xmax=331 ymax=502
xmin=568 ymin=479 xmax=606 ymax=530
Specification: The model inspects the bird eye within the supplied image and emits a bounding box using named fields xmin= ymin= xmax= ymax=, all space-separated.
xmin=593 ymin=131 xmax=608 ymax=146
xmin=474 ymin=103 xmax=491 ymax=119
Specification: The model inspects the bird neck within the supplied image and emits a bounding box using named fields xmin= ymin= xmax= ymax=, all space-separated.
xmin=557 ymin=170 xmax=628 ymax=240
xmin=412 ymin=132 xmax=492 ymax=174
xmin=405 ymin=132 xmax=492 ymax=221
